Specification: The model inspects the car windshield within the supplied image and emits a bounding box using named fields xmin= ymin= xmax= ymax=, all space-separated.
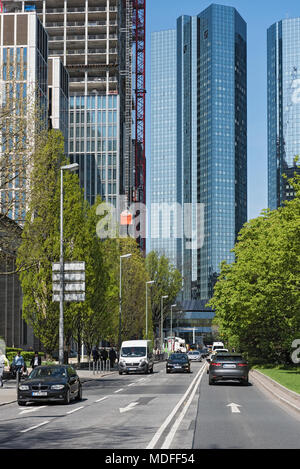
xmin=212 ymin=356 xmax=244 ymax=363
xmin=169 ymin=354 xmax=188 ymax=362
xmin=121 ymin=347 xmax=146 ymax=358
xmin=29 ymin=367 xmax=66 ymax=378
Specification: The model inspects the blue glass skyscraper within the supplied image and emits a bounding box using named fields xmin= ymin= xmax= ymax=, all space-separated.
xmin=150 ymin=4 xmax=247 ymax=301
xmin=150 ymin=29 xmax=178 ymax=266
xmin=268 ymin=18 xmax=300 ymax=210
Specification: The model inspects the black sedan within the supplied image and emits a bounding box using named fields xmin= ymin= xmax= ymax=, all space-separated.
xmin=166 ymin=353 xmax=190 ymax=374
xmin=17 ymin=365 xmax=82 ymax=406
xmin=207 ymin=353 xmax=249 ymax=385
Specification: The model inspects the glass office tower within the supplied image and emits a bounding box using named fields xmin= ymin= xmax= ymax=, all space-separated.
xmin=150 ymin=4 xmax=247 ymax=301
xmin=196 ymin=4 xmax=247 ymax=299
xmin=150 ymin=29 xmax=178 ymax=265
xmin=268 ymin=18 xmax=300 ymax=210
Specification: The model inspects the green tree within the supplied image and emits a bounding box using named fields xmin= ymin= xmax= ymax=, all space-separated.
xmin=209 ymin=172 xmax=300 ymax=364
xmin=145 ymin=251 xmax=182 ymax=342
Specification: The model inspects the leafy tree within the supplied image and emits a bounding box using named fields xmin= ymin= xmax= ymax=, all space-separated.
xmin=209 ymin=172 xmax=300 ymax=364
xmin=145 ymin=251 xmax=182 ymax=342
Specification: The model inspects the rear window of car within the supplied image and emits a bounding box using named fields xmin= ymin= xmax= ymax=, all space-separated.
xmin=212 ymin=355 xmax=245 ymax=363
xmin=169 ymin=354 xmax=188 ymax=362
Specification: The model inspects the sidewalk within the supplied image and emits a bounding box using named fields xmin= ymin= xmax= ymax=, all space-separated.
xmin=0 ymin=368 xmax=117 ymax=407
xmin=250 ymin=369 xmax=300 ymax=415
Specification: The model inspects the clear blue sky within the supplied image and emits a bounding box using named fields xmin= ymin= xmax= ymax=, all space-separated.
xmin=146 ymin=0 xmax=300 ymax=221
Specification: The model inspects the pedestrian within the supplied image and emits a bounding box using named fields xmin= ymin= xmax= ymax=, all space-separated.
xmin=101 ymin=347 xmax=108 ymax=363
xmin=30 ymin=351 xmax=41 ymax=370
xmin=109 ymin=348 xmax=117 ymax=369
xmin=92 ymin=346 xmax=99 ymax=363
xmin=11 ymin=351 xmax=25 ymax=377
xmin=0 ymin=352 xmax=8 ymax=388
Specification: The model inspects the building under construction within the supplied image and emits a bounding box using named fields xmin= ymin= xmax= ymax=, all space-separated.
xmin=1 ymin=0 xmax=146 ymax=249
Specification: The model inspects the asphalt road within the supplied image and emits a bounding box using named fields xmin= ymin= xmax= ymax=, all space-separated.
xmin=0 ymin=361 xmax=299 ymax=450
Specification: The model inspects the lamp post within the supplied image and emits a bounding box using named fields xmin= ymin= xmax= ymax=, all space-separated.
xmin=160 ymin=295 xmax=168 ymax=351
xmin=59 ymin=163 xmax=79 ymax=365
xmin=170 ymin=304 xmax=177 ymax=338
xmin=145 ymin=281 xmax=154 ymax=339
xmin=119 ymin=253 xmax=132 ymax=350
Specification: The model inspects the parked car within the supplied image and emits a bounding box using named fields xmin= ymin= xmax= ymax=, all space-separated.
xmin=187 ymin=351 xmax=202 ymax=362
xmin=17 ymin=365 xmax=82 ymax=406
xmin=166 ymin=353 xmax=190 ymax=374
xmin=207 ymin=353 xmax=249 ymax=385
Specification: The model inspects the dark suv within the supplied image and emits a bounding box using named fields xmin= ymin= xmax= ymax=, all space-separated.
xmin=207 ymin=353 xmax=249 ymax=385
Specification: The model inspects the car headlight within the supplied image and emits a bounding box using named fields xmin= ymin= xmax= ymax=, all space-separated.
xmin=51 ymin=385 xmax=65 ymax=390
xmin=19 ymin=385 xmax=29 ymax=390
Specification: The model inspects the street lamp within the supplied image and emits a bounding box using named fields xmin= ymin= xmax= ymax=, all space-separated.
xmin=160 ymin=295 xmax=168 ymax=352
xmin=59 ymin=163 xmax=79 ymax=365
xmin=119 ymin=253 xmax=132 ymax=350
xmin=146 ymin=281 xmax=155 ymax=339
xmin=170 ymin=304 xmax=177 ymax=338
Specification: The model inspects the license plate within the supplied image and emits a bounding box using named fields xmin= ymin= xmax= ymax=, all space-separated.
xmin=128 ymin=368 xmax=136 ymax=371
xmin=32 ymin=391 xmax=47 ymax=396
xmin=223 ymin=364 xmax=236 ymax=369
xmin=174 ymin=365 xmax=182 ymax=368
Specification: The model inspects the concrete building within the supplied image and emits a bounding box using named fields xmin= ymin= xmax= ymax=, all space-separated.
xmin=0 ymin=9 xmax=48 ymax=223
xmin=0 ymin=215 xmax=37 ymax=348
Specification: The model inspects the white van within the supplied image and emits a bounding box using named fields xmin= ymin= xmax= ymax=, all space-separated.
xmin=212 ymin=342 xmax=224 ymax=352
xmin=118 ymin=340 xmax=154 ymax=375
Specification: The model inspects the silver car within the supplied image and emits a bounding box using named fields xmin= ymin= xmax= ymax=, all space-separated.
xmin=187 ymin=351 xmax=202 ymax=362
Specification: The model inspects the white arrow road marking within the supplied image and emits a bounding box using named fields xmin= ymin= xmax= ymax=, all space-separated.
xmin=19 ymin=406 xmax=46 ymax=415
xmin=227 ymin=403 xmax=241 ymax=413
xmin=119 ymin=402 xmax=139 ymax=414
xmin=20 ymin=421 xmax=50 ymax=433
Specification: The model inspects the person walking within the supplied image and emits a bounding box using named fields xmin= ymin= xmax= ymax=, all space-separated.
xmin=0 ymin=353 xmax=8 ymax=387
xmin=11 ymin=351 xmax=25 ymax=378
xmin=30 ymin=352 xmax=41 ymax=370
xmin=109 ymin=348 xmax=117 ymax=369
xmin=92 ymin=346 xmax=99 ymax=363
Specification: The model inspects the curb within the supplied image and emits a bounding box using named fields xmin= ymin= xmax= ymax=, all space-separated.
xmin=250 ymin=369 xmax=300 ymax=415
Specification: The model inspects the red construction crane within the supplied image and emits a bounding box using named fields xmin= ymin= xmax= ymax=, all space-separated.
xmin=132 ymin=0 xmax=146 ymax=251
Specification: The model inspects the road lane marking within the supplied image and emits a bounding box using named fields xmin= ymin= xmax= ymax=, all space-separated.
xmin=20 ymin=421 xmax=50 ymax=433
xmin=161 ymin=365 xmax=207 ymax=449
xmin=119 ymin=402 xmax=139 ymax=413
xmin=227 ymin=403 xmax=241 ymax=414
xmin=66 ymin=406 xmax=84 ymax=415
xmin=19 ymin=406 xmax=46 ymax=415
xmin=147 ymin=363 xmax=205 ymax=450
xmin=114 ymin=388 xmax=123 ymax=393
xmin=127 ymin=383 xmax=135 ymax=387
xmin=95 ymin=396 xmax=108 ymax=403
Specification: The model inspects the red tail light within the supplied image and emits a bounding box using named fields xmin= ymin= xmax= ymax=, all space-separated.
xmin=237 ymin=363 xmax=247 ymax=367
xmin=212 ymin=362 xmax=222 ymax=367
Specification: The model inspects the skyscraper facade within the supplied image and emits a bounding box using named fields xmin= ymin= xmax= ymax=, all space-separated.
xmin=149 ymin=4 xmax=247 ymax=301
xmin=150 ymin=29 xmax=178 ymax=265
xmin=268 ymin=18 xmax=300 ymax=210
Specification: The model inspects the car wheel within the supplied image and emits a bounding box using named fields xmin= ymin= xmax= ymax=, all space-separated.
xmin=144 ymin=366 xmax=149 ymax=375
xmin=209 ymin=377 xmax=214 ymax=385
xmin=76 ymin=385 xmax=82 ymax=401
xmin=150 ymin=366 xmax=154 ymax=374
xmin=119 ymin=371 xmax=123 ymax=375
xmin=166 ymin=369 xmax=170 ymax=374
xmin=63 ymin=388 xmax=71 ymax=405
xmin=18 ymin=401 xmax=26 ymax=406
